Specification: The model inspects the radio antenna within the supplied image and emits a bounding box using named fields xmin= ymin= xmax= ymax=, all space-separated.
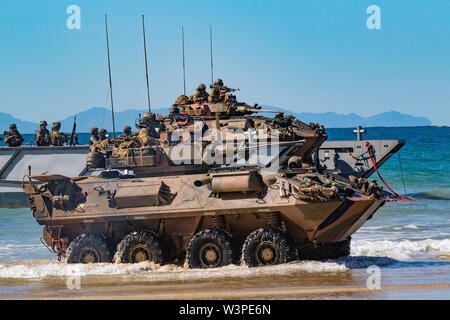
xmin=104 ymin=14 xmax=116 ymax=139
xmin=142 ymin=15 xmax=151 ymax=113
xmin=210 ymin=25 xmax=214 ymax=86
xmin=182 ymin=25 xmax=186 ymax=96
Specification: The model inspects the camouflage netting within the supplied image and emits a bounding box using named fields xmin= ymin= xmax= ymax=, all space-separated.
xmin=292 ymin=175 xmax=354 ymax=202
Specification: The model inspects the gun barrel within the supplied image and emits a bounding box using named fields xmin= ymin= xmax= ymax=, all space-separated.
xmin=251 ymin=109 xmax=277 ymax=113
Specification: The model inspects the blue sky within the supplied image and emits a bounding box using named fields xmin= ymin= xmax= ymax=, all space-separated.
xmin=0 ymin=0 xmax=449 ymax=125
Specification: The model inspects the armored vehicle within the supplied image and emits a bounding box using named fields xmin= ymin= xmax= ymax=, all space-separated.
xmin=22 ymin=93 xmax=396 ymax=268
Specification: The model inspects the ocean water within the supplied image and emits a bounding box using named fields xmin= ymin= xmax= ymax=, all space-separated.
xmin=0 ymin=126 xmax=449 ymax=299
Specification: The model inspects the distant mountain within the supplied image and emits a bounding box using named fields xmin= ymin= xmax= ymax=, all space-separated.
xmin=0 ymin=112 xmax=38 ymax=133
xmin=260 ymin=107 xmax=432 ymax=128
xmin=0 ymin=107 xmax=432 ymax=133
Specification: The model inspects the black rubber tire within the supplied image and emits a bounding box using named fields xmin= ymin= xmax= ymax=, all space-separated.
xmin=114 ymin=230 xmax=164 ymax=264
xmin=66 ymin=233 xmax=113 ymax=264
xmin=186 ymin=229 xmax=234 ymax=269
xmin=298 ymin=237 xmax=351 ymax=260
xmin=241 ymin=227 xmax=298 ymax=267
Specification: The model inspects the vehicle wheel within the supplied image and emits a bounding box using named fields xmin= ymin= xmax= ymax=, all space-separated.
xmin=299 ymin=237 xmax=351 ymax=260
xmin=66 ymin=233 xmax=113 ymax=264
xmin=114 ymin=230 xmax=164 ymax=264
xmin=241 ymin=227 xmax=298 ymax=267
xmin=186 ymin=229 xmax=234 ymax=269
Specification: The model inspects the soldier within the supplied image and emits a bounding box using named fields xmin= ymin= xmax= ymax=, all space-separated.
xmin=138 ymin=112 xmax=160 ymax=138
xmin=116 ymin=126 xmax=133 ymax=142
xmin=50 ymin=122 xmax=66 ymax=146
xmin=210 ymin=78 xmax=223 ymax=101
xmin=99 ymin=128 xmax=109 ymax=141
xmin=35 ymin=121 xmax=51 ymax=146
xmin=193 ymin=83 xmax=209 ymax=103
xmin=3 ymin=124 xmax=24 ymax=147
xmin=89 ymin=127 xmax=99 ymax=146
xmin=122 ymin=126 xmax=132 ymax=138
xmin=210 ymin=79 xmax=239 ymax=101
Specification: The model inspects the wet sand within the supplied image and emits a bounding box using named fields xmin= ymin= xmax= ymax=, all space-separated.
xmin=1 ymin=258 xmax=450 ymax=300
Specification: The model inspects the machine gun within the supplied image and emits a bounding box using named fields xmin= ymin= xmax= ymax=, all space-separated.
xmin=210 ymin=84 xmax=240 ymax=93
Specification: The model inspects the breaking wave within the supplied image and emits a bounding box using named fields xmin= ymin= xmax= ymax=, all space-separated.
xmin=351 ymin=238 xmax=450 ymax=260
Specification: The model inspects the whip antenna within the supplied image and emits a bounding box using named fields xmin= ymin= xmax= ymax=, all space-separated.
xmin=210 ymin=25 xmax=214 ymax=86
xmin=104 ymin=14 xmax=116 ymax=139
xmin=182 ymin=25 xmax=186 ymax=96
xmin=142 ymin=15 xmax=151 ymax=113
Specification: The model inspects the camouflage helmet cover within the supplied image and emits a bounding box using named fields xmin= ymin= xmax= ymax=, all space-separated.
xmin=9 ymin=123 xmax=16 ymax=129
xmin=53 ymin=121 xmax=61 ymax=128
xmin=123 ymin=126 xmax=132 ymax=133
xmin=90 ymin=127 xmax=99 ymax=134
xmin=99 ymin=128 xmax=107 ymax=134
xmin=214 ymin=79 xmax=223 ymax=86
xmin=197 ymin=83 xmax=206 ymax=91
xmin=142 ymin=112 xmax=156 ymax=121
xmin=40 ymin=120 xmax=47 ymax=126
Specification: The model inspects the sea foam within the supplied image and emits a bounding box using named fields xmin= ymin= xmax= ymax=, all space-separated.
xmin=351 ymin=238 xmax=450 ymax=260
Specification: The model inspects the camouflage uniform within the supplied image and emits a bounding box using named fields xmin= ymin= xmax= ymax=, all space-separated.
xmin=3 ymin=124 xmax=24 ymax=147
xmin=35 ymin=121 xmax=51 ymax=146
xmin=90 ymin=138 xmax=111 ymax=152
xmin=193 ymin=84 xmax=209 ymax=103
xmin=139 ymin=112 xmax=160 ymax=138
xmin=89 ymin=127 xmax=100 ymax=146
xmin=112 ymin=139 xmax=140 ymax=158
xmin=138 ymin=128 xmax=155 ymax=146
xmin=210 ymin=79 xmax=223 ymax=101
xmin=50 ymin=122 xmax=66 ymax=146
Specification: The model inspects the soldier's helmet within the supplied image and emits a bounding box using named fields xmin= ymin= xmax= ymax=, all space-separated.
xmin=142 ymin=112 xmax=156 ymax=121
xmin=214 ymin=79 xmax=223 ymax=86
xmin=9 ymin=124 xmax=16 ymax=129
xmin=90 ymin=127 xmax=99 ymax=135
xmin=53 ymin=122 xmax=61 ymax=129
xmin=123 ymin=126 xmax=132 ymax=134
xmin=99 ymin=128 xmax=107 ymax=134
xmin=197 ymin=83 xmax=206 ymax=91
xmin=40 ymin=120 xmax=47 ymax=127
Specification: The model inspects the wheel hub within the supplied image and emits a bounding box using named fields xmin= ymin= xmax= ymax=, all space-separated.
xmin=130 ymin=245 xmax=151 ymax=263
xmin=255 ymin=241 xmax=279 ymax=265
xmin=199 ymin=242 xmax=222 ymax=268
xmin=80 ymin=247 xmax=99 ymax=264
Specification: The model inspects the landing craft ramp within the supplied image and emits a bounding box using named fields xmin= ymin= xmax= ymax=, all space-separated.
xmin=0 ymin=145 xmax=89 ymax=207
xmin=318 ymin=139 xmax=405 ymax=179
